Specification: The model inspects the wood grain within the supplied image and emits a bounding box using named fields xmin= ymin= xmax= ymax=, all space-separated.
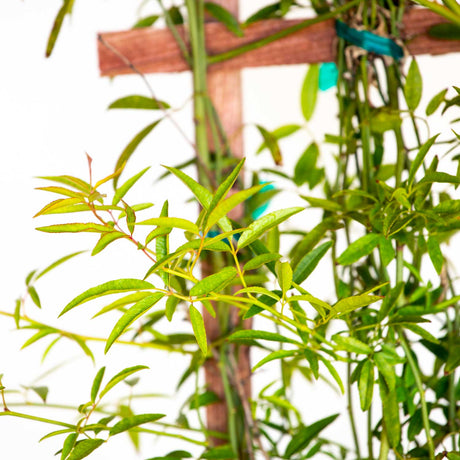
xmin=98 ymin=9 xmax=460 ymax=77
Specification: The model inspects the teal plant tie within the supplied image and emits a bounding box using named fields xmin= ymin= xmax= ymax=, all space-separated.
xmin=336 ymin=20 xmax=404 ymax=60
xmin=251 ymin=182 xmax=275 ymax=220
xmin=319 ymin=62 xmax=338 ymax=91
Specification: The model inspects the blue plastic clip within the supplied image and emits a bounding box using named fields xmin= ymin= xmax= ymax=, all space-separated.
xmin=336 ymin=20 xmax=404 ymax=60
xmin=319 ymin=62 xmax=338 ymax=91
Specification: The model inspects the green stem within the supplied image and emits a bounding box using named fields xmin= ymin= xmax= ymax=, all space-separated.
xmin=368 ymin=408 xmax=374 ymax=460
xmin=208 ymin=0 xmax=361 ymax=65
xmin=0 ymin=410 xmax=76 ymax=429
xmin=347 ymin=359 xmax=362 ymax=460
xmin=398 ymin=331 xmax=435 ymax=460
xmin=411 ymin=0 xmax=460 ymax=24
xmin=378 ymin=429 xmax=390 ymax=460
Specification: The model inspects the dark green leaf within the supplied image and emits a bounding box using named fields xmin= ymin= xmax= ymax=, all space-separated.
xmin=407 ymin=135 xmax=438 ymax=188
xmin=256 ymin=125 xmax=282 ymax=165
xmin=201 ymin=444 xmax=235 ymax=459
xmin=294 ymin=143 xmax=321 ymax=187
xmin=67 ymin=439 xmax=104 ymax=460
xmin=61 ymin=433 xmax=78 ymax=460
xmin=243 ymin=253 xmax=281 ymax=271
xmin=358 ymin=360 xmax=374 ymax=411
xmin=204 ymin=2 xmax=243 ymax=36
xmin=292 ymin=241 xmax=332 ymax=284
xmin=429 ymin=23 xmax=460 ymax=40
xmin=427 ymin=235 xmax=443 ymax=274
xmin=90 ymin=367 xmax=105 ymax=403
xmin=189 ymin=391 xmax=219 ymax=409
xmin=284 ymin=414 xmax=339 ymax=457
xmin=426 ymin=88 xmax=448 ymax=116
xmin=337 ymin=233 xmax=380 ymax=265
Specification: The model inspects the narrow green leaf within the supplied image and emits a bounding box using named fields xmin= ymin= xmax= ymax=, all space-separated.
xmin=275 ymin=260 xmax=292 ymax=297
xmin=110 ymin=413 xmax=165 ymax=436
xmin=404 ymin=59 xmax=422 ymax=111
xmin=46 ymin=0 xmax=74 ymax=57
xmin=407 ymin=135 xmax=438 ymax=188
xmin=238 ymin=207 xmax=304 ymax=249
xmin=337 ymin=233 xmax=380 ymax=265
xmin=99 ymin=365 xmax=148 ymax=399
xmin=257 ymin=124 xmax=301 ymax=154
xmin=206 ymin=184 xmax=264 ymax=231
xmin=228 ymin=330 xmax=300 ymax=345
xmin=292 ymin=241 xmax=332 ymax=284
xmin=378 ymin=236 xmax=394 ymax=267
xmin=236 ymin=286 xmax=280 ymax=301
xmin=105 ymin=293 xmax=164 ymax=353
xmin=36 ymin=186 xmax=85 ymax=199
xmin=90 ymin=367 xmax=106 ymax=403
xmin=91 ymin=232 xmax=125 ymax=256
xmin=93 ymin=292 xmax=152 ymax=318
xmin=22 ymin=329 xmax=55 ymax=349
xmin=319 ymin=356 xmax=344 ymax=393
xmin=190 ymin=267 xmax=237 ymax=297
xmin=333 ymin=335 xmax=372 ymax=355
xmin=358 ymin=360 xmax=374 ymax=411
xmin=256 ymin=125 xmax=282 ymax=165
xmin=243 ymin=253 xmax=281 ymax=271
xmin=189 ymin=390 xmax=219 ymax=410
xmin=374 ymin=352 xmax=396 ymax=390
xmin=427 ymin=235 xmax=443 ymax=274
xmin=67 ymin=439 xmax=104 ymax=460
xmin=60 ymin=279 xmax=155 ymax=317
xmin=125 ymin=204 xmax=136 ymax=235
xmin=330 ymin=294 xmax=382 ymax=317
xmin=133 ymin=15 xmax=159 ymax=28
xmin=284 ymin=413 xmax=339 ymax=457
xmin=201 ymin=445 xmax=235 ymax=459
xmin=165 ymin=296 xmax=180 ymax=322
xmin=38 ymin=175 xmax=91 ymax=193
xmin=204 ymin=2 xmax=243 ymax=36
xmin=36 ymin=223 xmax=111 ymax=234
xmin=138 ymin=217 xmax=199 ymax=234
xmin=108 ymin=95 xmax=169 ymax=110
xmin=34 ymin=197 xmax=83 ymax=217
xmin=300 ymin=64 xmax=320 ymax=121
xmin=28 ymin=286 xmax=41 ymax=308
xmin=113 ymin=167 xmax=150 ymax=206
xmin=402 ymin=323 xmax=439 ymax=344
xmin=426 ymin=88 xmax=447 ymax=116
xmin=189 ymin=305 xmax=207 ymax=355
xmin=61 ymin=433 xmax=78 ymax=460
xmin=252 ymin=350 xmax=297 ymax=371
xmin=30 ymin=385 xmax=49 ymax=403
xmin=379 ymin=381 xmax=400 ymax=447
xmin=294 ymin=142 xmax=320 ymax=186
xmin=114 ymin=120 xmax=162 ymax=187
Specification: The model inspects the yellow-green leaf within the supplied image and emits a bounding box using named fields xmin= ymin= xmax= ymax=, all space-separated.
xmin=189 ymin=305 xmax=207 ymax=355
xmin=190 ymin=267 xmax=237 ymax=297
xmin=300 ymin=64 xmax=320 ymax=121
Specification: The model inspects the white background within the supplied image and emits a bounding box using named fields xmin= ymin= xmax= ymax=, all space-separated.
xmin=0 ymin=1 xmax=459 ymax=459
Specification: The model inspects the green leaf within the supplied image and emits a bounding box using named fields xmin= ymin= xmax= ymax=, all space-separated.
xmin=165 ymin=296 xmax=180 ymax=322
xmin=67 ymin=439 xmax=104 ymax=460
xmin=284 ymin=414 xmax=339 ymax=457
xmin=358 ymin=360 xmax=374 ymax=411
xmin=319 ymin=356 xmax=344 ymax=393
xmin=374 ymin=352 xmax=396 ymax=390
xmin=133 ymin=15 xmax=159 ymax=28
xmin=228 ymin=330 xmax=301 ymax=345
xmin=60 ymin=279 xmax=155 ymax=317
xmin=378 ymin=236 xmax=394 ymax=267
xmin=379 ymin=381 xmax=400 ymax=447
xmin=337 ymin=233 xmax=380 ymax=265
xmin=190 ymin=267 xmax=237 ymax=297
xmin=61 ymin=433 xmax=78 ymax=460
xmin=275 ymin=260 xmax=292 ymax=297
xmin=407 ymin=135 xmax=438 ymax=188
xmin=257 ymin=124 xmax=301 ymax=154
xmin=99 ymin=365 xmax=148 ymax=399
xmin=46 ymin=0 xmax=74 ymax=57
xmin=256 ymin=125 xmax=282 ymax=165
xmin=427 ymin=235 xmax=443 ymax=274
xmin=36 ymin=223 xmax=111 ymax=234
xmin=108 ymin=95 xmax=169 ymax=110
xmin=189 ymin=305 xmax=207 ymax=355
xmin=330 ymin=294 xmax=382 ymax=317
xmin=109 ymin=413 xmax=165 ymax=436
xmin=93 ymin=292 xmax=153 ymax=318
xmin=105 ymin=293 xmax=164 ymax=353
xmin=429 ymin=22 xmax=460 ymax=40
xmin=201 ymin=445 xmax=236 ymax=459
xmin=113 ymin=167 xmax=150 ymax=206
xmin=189 ymin=390 xmax=220 ymax=410
xmin=30 ymin=385 xmax=49 ymax=403
xmin=300 ymin=64 xmax=320 ymax=121
xmin=206 ymin=184 xmax=264 ymax=231
xmin=404 ymin=59 xmax=422 ymax=111
xmin=332 ymin=335 xmax=372 ymax=355
xmin=446 ymin=453 xmax=460 ymax=460
xmin=114 ymin=120 xmax=162 ymax=187
xmin=243 ymin=253 xmax=281 ymax=271
xmin=238 ymin=207 xmax=304 ymax=249
xmin=252 ymin=350 xmax=297 ymax=371
xmin=92 ymin=232 xmax=125 ymax=256
xmin=426 ymin=88 xmax=447 ymax=116
xmin=38 ymin=175 xmax=91 ymax=193
xmin=294 ymin=142 xmax=321 ymax=187
xmin=204 ymin=2 xmax=243 ymax=36
xmin=402 ymin=323 xmax=439 ymax=344
xmin=163 ymin=166 xmax=212 ymax=208
xmin=292 ymin=241 xmax=332 ymax=284
xmin=90 ymin=367 xmax=105 ymax=403
xmin=28 ymin=286 xmax=41 ymax=308
xmin=138 ymin=217 xmax=199 ymax=234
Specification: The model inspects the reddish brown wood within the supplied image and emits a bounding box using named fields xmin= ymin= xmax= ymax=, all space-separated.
xmin=98 ymin=9 xmax=460 ymax=77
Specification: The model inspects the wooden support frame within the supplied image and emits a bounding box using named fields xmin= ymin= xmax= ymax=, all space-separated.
xmin=98 ymin=9 xmax=460 ymax=77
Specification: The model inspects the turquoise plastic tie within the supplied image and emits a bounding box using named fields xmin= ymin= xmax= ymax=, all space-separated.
xmin=251 ymin=182 xmax=275 ymax=220
xmin=319 ymin=62 xmax=338 ymax=91
xmin=336 ymin=20 xmax=403 ymax=60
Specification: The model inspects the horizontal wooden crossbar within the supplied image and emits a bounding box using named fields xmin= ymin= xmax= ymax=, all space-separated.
xmin=98 ymin=9 xmax=460 ymax=77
